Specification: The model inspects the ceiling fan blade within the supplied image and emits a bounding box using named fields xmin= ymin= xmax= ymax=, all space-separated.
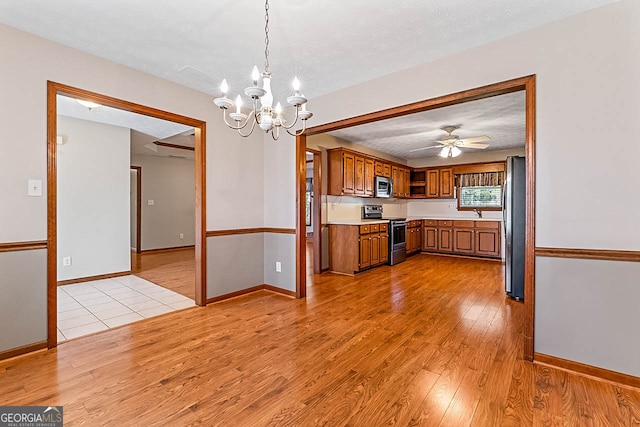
xmin=409 ymin=145 xmax=442 ymax=152
xmin=458 ymin=142 xmax=489 ymax=149
xmin=459 ymin=135 xmax=490 ymax=144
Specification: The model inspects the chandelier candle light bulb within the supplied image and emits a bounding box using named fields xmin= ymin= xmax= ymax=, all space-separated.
xmin=212 ymin=0 xmax=312 ymax=139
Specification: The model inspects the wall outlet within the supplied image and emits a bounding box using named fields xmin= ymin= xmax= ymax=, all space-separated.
xmin=275 ymin=261 xmax=282 ymax=272
xmin=62 ymin=256 xmax=72 ymax=267
xmin=448 ymin=203 xmax=454 ymax=209
xmin=27 ymin=179 xmax=43 ymax=197
xmin=147 ymin=200 xmax=155 ymax=206
xmin=179 ymin=233 xmax=184 ymax=239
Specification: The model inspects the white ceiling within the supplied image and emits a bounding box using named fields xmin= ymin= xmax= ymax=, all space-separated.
xmin=0 ymin=0 xmax=618 ymax=104
xmin=7 ymin=1 xmax=616 ymax=160
xmin=329 ymin=91 xmax=526 ymax=159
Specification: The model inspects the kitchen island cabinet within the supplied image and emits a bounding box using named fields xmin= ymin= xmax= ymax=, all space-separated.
xmin=329 ymin=222 xmax=389 ymax=275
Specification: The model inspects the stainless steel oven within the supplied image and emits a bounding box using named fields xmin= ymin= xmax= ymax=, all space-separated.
xmin=362 ymin=205 xmax=407 ymax=266
xmin=389 ymin=219 xmax=407 ymax=265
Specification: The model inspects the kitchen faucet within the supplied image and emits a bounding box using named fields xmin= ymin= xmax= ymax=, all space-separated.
xmin=473 ymin=209 xmax=482 ymax=218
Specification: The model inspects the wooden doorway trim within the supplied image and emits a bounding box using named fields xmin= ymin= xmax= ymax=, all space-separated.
xmin=47 ymin=81 xmax=207 ymax=349
xmin=295 ymin=75 xmax=536 ymax=361
xmin=130 ymin=166 xmax=142 ymax=254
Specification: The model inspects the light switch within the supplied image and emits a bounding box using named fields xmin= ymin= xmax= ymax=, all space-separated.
xmin=28 ymin=179 xmax=43 ymax=197
xmin=148 ymin=200 xmax=155 ymax=205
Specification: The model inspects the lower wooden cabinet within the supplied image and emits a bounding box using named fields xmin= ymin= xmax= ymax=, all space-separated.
xmin=452 ymin=221 xmax=475 ymax=254
xmin=475 ymin=222 xmax=501 ymax=258
xmin=421 ymin=219 xmax=501 ymax=259
xmin=438 ymin=221 xmax=454 ymax=252
xmin=406 ymin=220 xmax=422 ymax=254
xmin=329 ymin=223 xmax=389 ymax=275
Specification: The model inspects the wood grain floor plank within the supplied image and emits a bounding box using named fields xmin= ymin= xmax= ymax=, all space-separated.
xmin=1 ymin=255 xmax=639 ymax=426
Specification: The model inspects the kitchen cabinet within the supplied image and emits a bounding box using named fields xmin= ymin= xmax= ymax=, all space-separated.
xmin=437 ymin=220 xmax=454 ymax=252
xmin=410 ymin=169 xmax=427 ymax=198
xmin=375 ymin=160 xmax=391 ymax=178
xmin=392 ymin=165 xmax=410 ymax=198
xmin=422 ymin=219 xmax=438 ymax=251
xmin=364 ymin=158 xmax=375 ymax=196
xmin=354 ymin=155 xmax=365 ymax=195
xmin=440 ymin=167 xmax=454 ymax=198
xmin=406 ymin=220 xmax=422 ymax=254
xmin=475 ymin=221 xmax=501 ymax=258
xmin=452 ymin=220 xmax=475 ymax=254
xmin=420 ymin=219 xmax=501 ymax=259
xmin=328 ymin=223 xmax=389 ymax=275
xmin=425 ymin=167 xmax=454 ymax=199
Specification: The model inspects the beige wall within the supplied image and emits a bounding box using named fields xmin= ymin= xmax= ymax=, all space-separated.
xmin=131 ymin=154 xmax=195 ymax=251
xmin=0 ymin=23 xmax=265 ymax=353
xmin=270 ymin=1 xmax=640 ymax=376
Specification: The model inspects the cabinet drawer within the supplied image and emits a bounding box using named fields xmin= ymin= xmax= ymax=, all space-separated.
xmin=370 ymin=224 xmax=380 ymax=233
xmin=380 ymin=223 xmax=388 ymax=232
xmin=453 ymin=220 xmax=475 ymax=228
xmin=475 ymin=221 xmax=500 ymax=229
xmin=424 ymin=219 xmax=438 ymax=227
xmin=438 ymin=220 xmax=453 ymax=227
xmin=359 ymin=225 xmax=370 ymax=234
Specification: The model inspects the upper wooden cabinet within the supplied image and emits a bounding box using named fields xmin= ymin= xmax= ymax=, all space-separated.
xmin=426 ymin=169 xmax=440 ymax=198
xmin=425 ymin=167 xmax=454 ymax=199
xmin=375 ymin=160 xmax=391 ymax=178
xmin=439 ymin=167 xmax=454 ymax=198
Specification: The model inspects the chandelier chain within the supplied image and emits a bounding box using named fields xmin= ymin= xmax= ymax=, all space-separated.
xmin=264 ymin=0 xmax=270 ymax=72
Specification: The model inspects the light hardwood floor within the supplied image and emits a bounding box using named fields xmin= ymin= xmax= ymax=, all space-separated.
xmin=131 ymin=248 xmax=195 ymax=299
xmin=2 ymin=254 xmax=639 ymax=425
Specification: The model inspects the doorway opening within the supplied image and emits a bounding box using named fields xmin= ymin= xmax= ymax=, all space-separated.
xmin=305 ymin=149 xmax=322 ymax=283
xmin=295 ymin=75 xmax=536 ymax=361
xmin=47 ymin=81 xmax=207 ymax=348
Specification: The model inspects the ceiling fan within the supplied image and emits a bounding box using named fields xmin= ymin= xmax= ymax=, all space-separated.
xmin=411 ymin=125 xmax=490 ymax=158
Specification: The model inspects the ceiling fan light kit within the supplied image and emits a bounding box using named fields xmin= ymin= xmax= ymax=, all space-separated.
xmin=410 ymin=125 xmax=491 ymax=157
xmin=213 ymin=0 xmax=312 ymax=140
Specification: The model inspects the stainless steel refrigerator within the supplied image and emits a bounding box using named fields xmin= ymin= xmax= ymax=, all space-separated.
xmin=504 ymin=156 xmax=525 ymax=300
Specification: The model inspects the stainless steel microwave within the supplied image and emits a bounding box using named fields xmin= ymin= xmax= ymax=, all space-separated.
xmin=374 ymin=176 xmax=393 ymax=198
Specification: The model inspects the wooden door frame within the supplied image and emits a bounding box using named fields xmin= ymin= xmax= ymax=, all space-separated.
xmin=47 ymin=81 xmax=207 ymax=349
xmin=130 ymin=166 xmax=142 ymax=254
xmin=305 ymin=148 xmax=322 ymax=274
xmin=295 ymin=75 xmax=536 ymax=361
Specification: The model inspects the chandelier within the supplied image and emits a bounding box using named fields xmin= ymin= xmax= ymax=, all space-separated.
xmin=213 ymin=0 xmax=312 ymax=140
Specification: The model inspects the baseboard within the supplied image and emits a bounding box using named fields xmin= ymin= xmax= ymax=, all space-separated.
xmin=534 ymin=352 xmax=640 ymax=390
xmin=57 ymin=270 xmax=132 ymax=286
xmin=207 ymin=284 xmax=296 ymax=304
xmin=139 ymin=245 xmax=195 ymax=254
xmin=262 ymin=284 xmax=296 ymax=298
xmin=207 ymin=285 xmax=265 ymax=304
xmin=0 ymin=341 xmax=47 ymax=362
xmin=419 ymin=251 xmax=502 ymax=262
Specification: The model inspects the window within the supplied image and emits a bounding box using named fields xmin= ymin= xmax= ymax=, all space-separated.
xmin=458 ymin=185 xmax=502 ymax=210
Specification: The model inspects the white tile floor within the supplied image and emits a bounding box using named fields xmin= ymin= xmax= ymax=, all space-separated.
xmin=57 ymin=275 xmax=195 ymax=342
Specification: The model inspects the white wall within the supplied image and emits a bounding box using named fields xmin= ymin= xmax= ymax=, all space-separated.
xmin=130 ymin=154 xmax=195 ymax=250
xmin=57 ymin=116 xmax=130 ymax=281
xmin=274 ymin=0 xmax=640 ymax=376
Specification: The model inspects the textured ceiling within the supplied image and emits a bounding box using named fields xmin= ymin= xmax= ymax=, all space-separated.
xmin=0 ymin=0 xmax=619 ymax=105
xmin=57 ymin=95 xmax=195 ymax=159
xmin=57 ymin=95 xmax=192 ymax=140
xmin=330 ymin=91 xmax=526 ymax=159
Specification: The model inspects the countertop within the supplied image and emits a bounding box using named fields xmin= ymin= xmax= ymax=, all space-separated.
xmin=407 ymin=216 xmax=502 ymax=222
xmin=327 ymin=219 xmax=391 ymax=225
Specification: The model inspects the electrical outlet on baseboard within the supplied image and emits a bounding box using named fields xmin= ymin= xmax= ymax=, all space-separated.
xmin=179 ymin=233 xmax=184 ymax=239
